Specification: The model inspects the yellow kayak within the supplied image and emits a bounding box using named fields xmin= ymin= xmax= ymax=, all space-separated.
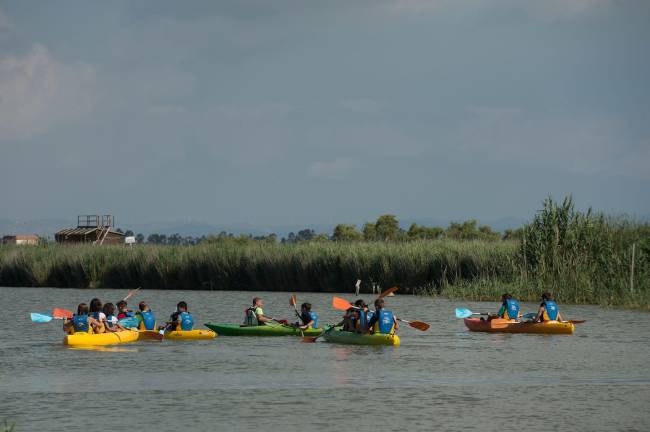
xmin=164 ymin=329 xmax=216 ymax=340
xmin=64 ymin=330 xmax=139 ymax=346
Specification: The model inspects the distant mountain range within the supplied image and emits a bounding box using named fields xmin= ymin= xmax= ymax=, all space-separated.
xmin=3 ymin=214 xmax=647 ymax=239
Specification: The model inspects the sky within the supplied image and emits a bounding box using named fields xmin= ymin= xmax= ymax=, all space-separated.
xmin=1 ymin=0 xmax=649 ymax=228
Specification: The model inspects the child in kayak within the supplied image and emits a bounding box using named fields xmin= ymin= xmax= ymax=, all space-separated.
xmin=88 ymin=298 xmax=107 ymax=333
xmin=342 ymin=300 xmax=362 ymax=331
xmin=63 ymin=303 xmax=102 ymax=334
xmin=116 ymin=300 xmax=134 ymax=319
xmin=367 ymin=298 xmax=399 ymax=335
xmin=167 ymin=301 xmax=194 ymax=331
xmin=491 ymin=293 xmax=520 ymax=321
xmin=102 ymin=303 xmax=126 ymax=332
xmin=244 ymin=297 xmax=275 ymax=326
xmin=295 ymin=302 xmax=318 ymax=330
xmin=136 ymin=301 xmax=157 ymax=330
xmin=535 ymin=292 xmax=563 ymax=322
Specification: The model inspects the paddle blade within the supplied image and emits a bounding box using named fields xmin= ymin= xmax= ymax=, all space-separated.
xmin=122 ymin=287 xmax=141 ymax=301
xmin=522 ymin=312 xmax=537 ymax=320
xmin=302 ymin=336 xmax=318 ymax=343
xmin=118 ymin=316 xmax=139 ymax=328
xmin=408 ymin=320 xmax=430 ymax=331
xmin=569 ymin=320 xmax=586 ymax=324
xmin=455 ymin=308 xmax=473 ymax=319
xmin=378 ymin=287 xmax=398 ymax=299
xmin=332 ymin=297 xmax=353 ymax=311
xmin=290 ymin=294 xmax=297 ymax=307
xmin=30 ymin=313 xmax=53 ymax=323
xmin=52 ymin=308 xmax=73 ymax=319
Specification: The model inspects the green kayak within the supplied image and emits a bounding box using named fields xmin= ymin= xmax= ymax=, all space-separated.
xmin=204 ymin=322 xmax=323 ymax=337
xmin=322 ymin=329 xmax=400 ymax=346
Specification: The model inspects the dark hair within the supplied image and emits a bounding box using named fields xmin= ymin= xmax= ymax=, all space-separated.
xmin=374 ymin=298 xmax=385 ymax=309
xmin=253 ymin=297 xmax=262 ymax=305
xmin=138 ymin=301 xmax=147 ymax=311
xmin=89 ymin=298 xmax=103 ymax=313
xmin=354 ymin=299 xmax=366 ymax=308
xmin=541 ymin=292 xmax=553 ymax=300
xmin=77 ymin=303 xmax=89 ymax=315
xmin=103 ymin=303 xmax=115 ymax=316
xmin=301 ymin=302 xmax=311 ymax=312
xmin=177 ymin=301 xmax=188 ymax=310
xmin=116 ymin=300 xmax=127 ymax=309
xmin=501 ymin=293 xmax=512 ymax=301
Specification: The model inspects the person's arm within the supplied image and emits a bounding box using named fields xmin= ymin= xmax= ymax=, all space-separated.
xmin=256 ymin=310 xmax=274 ymax=323
xmin=534 ymin=305 xmax=545 ymax=323
xmin=393 ymin=316 xmax=399 ymax=331
xmin=63 ymin=318 xmax=73 ymax=333
xmin=367 ymin=314 xmax=378 ymax=333
xmin=299 ymin=318 xmax=314 ymax=330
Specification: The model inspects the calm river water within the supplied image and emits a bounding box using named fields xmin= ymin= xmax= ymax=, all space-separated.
xmin=1 ymin=287 xmax=649 ymax=431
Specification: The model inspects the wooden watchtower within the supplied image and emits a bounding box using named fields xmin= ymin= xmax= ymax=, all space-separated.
xmin=55 ymin=215 xmax=125 ymax=245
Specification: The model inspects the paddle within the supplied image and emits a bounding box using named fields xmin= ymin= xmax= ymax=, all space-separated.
xmin=122 ymin=287 xmax=141 ymax=301
xmin=303 ymin=322 xmax=341 ymax=343
xmin=455 ymin=308 xmax=490 ymax=319
xmin=289 ymin=294 xmax=304 ymax=337
xmin=378 ymin=286 xmax=398 ymax=299
xmin=332 ymin=297 xmax=429 ymax=331
xmin=31 ymin=308 xmax=74 ymax=323
xmin=396 ymin=318 xmax=430 ymax=331
xmin=520 ymin=312 xmax=585 ymax=324
xmin=52 ymin=308 xmax=73 ymax=319
xmin=30 ymin=313 xmax=57 ymax=323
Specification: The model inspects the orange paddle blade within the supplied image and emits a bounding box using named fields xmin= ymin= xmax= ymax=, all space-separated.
xmin=52 ymin=308 xmax=73 ymax=319
xmin=408 ymin=321 xmax=430 ymax=331
xmin=332 ymin=297 xmax=353 ymax=311
xmin=290 ymin=294 xmax=297 ymax=307
xmin=378 ymin=287 xmax=398 ymax=299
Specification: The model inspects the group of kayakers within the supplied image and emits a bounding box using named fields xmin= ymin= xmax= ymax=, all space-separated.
xmin=63 ymin=298 xmax=195 ymax=334
xmin=490 ymin=292 xmax=563 ymax=322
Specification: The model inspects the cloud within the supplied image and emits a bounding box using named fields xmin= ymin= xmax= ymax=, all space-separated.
xmin=307 ymin=158 xmax=355 ymax=180
xmin=0 ymin=44 xmax=96 ymax=141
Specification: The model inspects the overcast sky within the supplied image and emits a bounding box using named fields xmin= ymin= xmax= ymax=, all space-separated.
xmin=1 ymin=0 xmax=648 ymax=227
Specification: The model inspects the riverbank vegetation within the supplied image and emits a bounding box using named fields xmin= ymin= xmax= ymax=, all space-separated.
xmin=1 ymin=197 xmax=648 ymax=307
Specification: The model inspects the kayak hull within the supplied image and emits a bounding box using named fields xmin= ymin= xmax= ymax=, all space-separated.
xmin=165 ymin=329 xmax=216 ymax=340
xmin=204 ymin=323 xmax=322 ymax=337
xmin=323 ymin=330 xmax=400 ymax=346
xmin=463 ymin=318 xmax=575 ymax=334
xmin=64 ymin=330 xmax=139 ymax=346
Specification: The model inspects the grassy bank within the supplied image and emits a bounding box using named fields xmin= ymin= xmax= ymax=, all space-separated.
xmin=2 ymin=197 xmax=648 ymax=308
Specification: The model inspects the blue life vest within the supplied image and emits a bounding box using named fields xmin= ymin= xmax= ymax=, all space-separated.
xmin=179 ymin=312 xmax=194 ymax=331
xmin=375 ymin=310 xmax=395 ymax=334
xmin=308 ymin=311 xmax=318 ymax=329
xmin=366 ymin=310 xmax=375 ymax=324
xmin=357 ymin=310 xmax=366 ymax=328
xmin=90 ymin=311 xmax=101 ymax=320
xmin=543 ymin=300 xmax=559 ymax=321
xmin=123 ymin=311 xmax=135 ymax=318
xmin=139 ymin=310 xmax=156 ymax=330
xmin=105 ymin=314 xmax=117 ymax=328
xmin=504 ymin=299 xmax=520 ymax=320
xmin=72 ymin=314 xmax=89 ymax=332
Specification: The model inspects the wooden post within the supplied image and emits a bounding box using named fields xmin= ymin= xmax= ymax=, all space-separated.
xmin=630 ymin=243 xmax=635 ymax=294
xmin=523 ymin=233 xmax=527 ymax=282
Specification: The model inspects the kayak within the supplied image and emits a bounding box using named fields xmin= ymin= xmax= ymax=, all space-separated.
xmin=164 ymin=329 xmax=216 ymax=340
xmin=204 ymin=323 xmax=322 ymax=337
xmin=64 ymin=330 xmax=139 ymax=346
xmin=322 ymin=329 xmax=400 ymax=346
xmin=463 ymin=318 xmax=575 ymax=334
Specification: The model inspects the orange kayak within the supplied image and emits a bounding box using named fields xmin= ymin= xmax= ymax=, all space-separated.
xmin=463 ymin=318 xmax=574 ymax=334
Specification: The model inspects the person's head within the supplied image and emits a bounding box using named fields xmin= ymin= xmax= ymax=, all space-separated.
xmin=374 ymin=298 xmax=385 ymax=310
xmin=116 ymin=300 xmax=127 ymax=311
xmin=177 ymin=301 xmax=188 ymax=312
xmin=103 ymin=303 xmax=116 ymax=316
xmin=354 ymin=299 xmax=365 ymax=308
xmin=89 ymin=298 xmax=103 ymax=313
xmin=77 ymin=303 xmax=89 ymax=316
xmin=301 ymin=302 xmax=311 ymax=313
xmin=501 ymin=293 xmax=512 ymax=301
xmin=139 ymin=301 xmax=149 ymax=311
xmin=541 ymin=292 xmax=553 ymax=301
xmin=253 ymin=297 xmax=263 ymax=307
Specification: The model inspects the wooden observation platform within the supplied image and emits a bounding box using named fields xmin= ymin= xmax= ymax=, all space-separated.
xmin=55 ymin=215 xmax=125 ymax=245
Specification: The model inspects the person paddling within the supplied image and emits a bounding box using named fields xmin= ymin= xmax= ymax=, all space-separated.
xmin=491 ymin=293 xmax=520 ymax=321
xmin=244 ymin=297 xmax=275 ymax=326
xmin=116 ymin=300 xmax=134 ymax=320
xmin=103 ymin=303 xmax=126 ymax=332
xmin=167 ymin=301 xmax=194 ymax=331
xmin=64 ymin=303 xmax=102 ymax=334
xmin=534 ymin=292 xmax=563 ymax=322
xmin=367 ymin=298 xmax=399 ymax=335
xmin=295 ymin=302 xmax=318 ymax=330
xmin=136 ymin=301 xmax=157 ymax=330
xmin=89 ymin=298 xmax=107 ymax=333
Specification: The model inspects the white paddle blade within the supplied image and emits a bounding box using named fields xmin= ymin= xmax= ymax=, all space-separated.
xmin=455 ymin=308 xmax=473 ymax=319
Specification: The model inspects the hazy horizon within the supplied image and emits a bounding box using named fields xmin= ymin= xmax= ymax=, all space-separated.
xmin=1 ymin=1 xmax=649 ymax=227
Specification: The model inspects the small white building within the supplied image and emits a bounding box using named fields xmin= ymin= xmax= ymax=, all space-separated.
xmin=2 ymin=234 xmax=39 ymax=245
